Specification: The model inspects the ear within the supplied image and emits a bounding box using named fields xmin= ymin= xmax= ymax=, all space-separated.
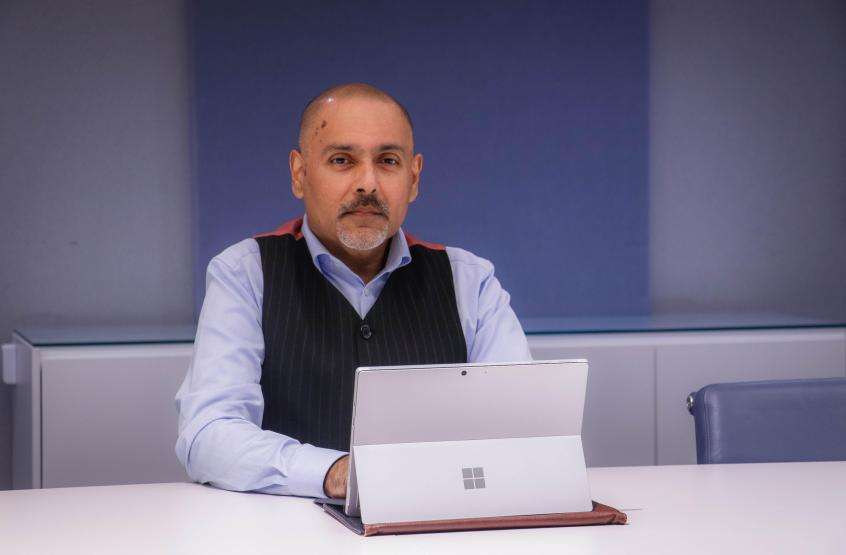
xmin=408 ymin=153 xmax=423 ymax=203
xmin=290 ymin=149 xmax=305 ymax=199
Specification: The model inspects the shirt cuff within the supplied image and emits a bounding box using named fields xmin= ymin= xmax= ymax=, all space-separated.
xmin=285 ymin=444 xmax=347 ymax=498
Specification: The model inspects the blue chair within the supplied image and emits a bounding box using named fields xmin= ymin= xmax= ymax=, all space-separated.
xmin=688 ymin=377 xmax=846 ymax=464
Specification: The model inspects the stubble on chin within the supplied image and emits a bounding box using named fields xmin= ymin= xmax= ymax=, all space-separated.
xmin=336 ymin=220 xmax=389 ymax=251
xmin=335 ymin=194 xmax=391 ymax=251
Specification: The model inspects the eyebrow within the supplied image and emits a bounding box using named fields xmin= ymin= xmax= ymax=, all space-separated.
xmin=377 ymin=143 xmax=407 ymax=155
xmin=321 ymin=143 xmax=408 ymax=156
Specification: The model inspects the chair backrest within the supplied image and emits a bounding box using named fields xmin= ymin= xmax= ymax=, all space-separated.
xmin=690 ymin=377 xmax=846 ymax=464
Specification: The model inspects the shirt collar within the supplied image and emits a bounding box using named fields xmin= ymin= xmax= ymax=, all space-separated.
xmin=301 ymin=214 xmax=412 ymax=280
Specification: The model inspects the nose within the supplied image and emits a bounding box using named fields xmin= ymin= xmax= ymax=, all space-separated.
xmin=355 ymin=160 xmax=379 ymax=194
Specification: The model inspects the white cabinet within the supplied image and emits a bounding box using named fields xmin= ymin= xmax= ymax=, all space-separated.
xmin=8 ymin=328 xmax=193 ymax=489
xmin=8 ymin=320 xmax=845 ymax=488
xmin=527 ymin=325 xmax=846 ymax=467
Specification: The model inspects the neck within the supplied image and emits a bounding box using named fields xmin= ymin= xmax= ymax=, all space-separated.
xmin=324 ymin=237 xmax=392 ymax=284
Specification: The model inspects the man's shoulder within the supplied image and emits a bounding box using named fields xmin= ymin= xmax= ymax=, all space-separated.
xmin=211 ymin=238 xmax=261 ymax=271
xmin=444 ymin=245 xmax=495 ymax=273
xmin=203 ymin=239 xmax=264 ymax=305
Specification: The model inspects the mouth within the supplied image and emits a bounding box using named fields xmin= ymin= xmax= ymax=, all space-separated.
xmin=342 ymin=208 xmax=386 ymax=217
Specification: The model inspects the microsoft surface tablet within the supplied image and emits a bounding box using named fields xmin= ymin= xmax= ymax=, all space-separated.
xmin=342 ymin=359 xmax=592 ymax=524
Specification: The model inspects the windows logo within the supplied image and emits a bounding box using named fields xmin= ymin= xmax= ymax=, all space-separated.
xmin=462 ymin=467 xmax=486 ymax=489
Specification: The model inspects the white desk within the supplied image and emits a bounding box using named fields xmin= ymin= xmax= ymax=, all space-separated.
xmin=2 ymin=462 xmax=844 ymax=554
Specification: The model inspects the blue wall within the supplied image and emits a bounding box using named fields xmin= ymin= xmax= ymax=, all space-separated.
xmin=192 ymin=0 xmax=649 ymax=317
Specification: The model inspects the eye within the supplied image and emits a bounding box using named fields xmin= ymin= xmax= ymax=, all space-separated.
xmin=380 ymin=156 xmax=400 ymax=166
xmin=329 ymin=156 xmax=351 ymax=165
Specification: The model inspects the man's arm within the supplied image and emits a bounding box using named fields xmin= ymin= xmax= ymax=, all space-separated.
xmin=175 ymin=240 xmax=345 ymax=497
xmin=447 ymin=247 xmax=533 ymax=363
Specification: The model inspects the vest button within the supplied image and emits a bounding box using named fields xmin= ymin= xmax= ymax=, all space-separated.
xmin=360 ymin=323 xmax=373 ymax=340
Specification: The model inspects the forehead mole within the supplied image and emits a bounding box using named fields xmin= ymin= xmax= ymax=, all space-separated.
xmin=321 ymin=120 xmax=327 ymax=128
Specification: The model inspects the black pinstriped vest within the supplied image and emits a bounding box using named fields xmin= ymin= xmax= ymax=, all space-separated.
xmin=254 ymin=217 xmax=467 ymax=451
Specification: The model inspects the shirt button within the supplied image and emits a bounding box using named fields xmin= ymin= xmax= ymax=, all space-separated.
xmin=360 ymin=323 xmax=373 ymax=340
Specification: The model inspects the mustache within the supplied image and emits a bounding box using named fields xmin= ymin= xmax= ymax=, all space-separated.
xmin=338 ymin=194 xmax=390 ymax=217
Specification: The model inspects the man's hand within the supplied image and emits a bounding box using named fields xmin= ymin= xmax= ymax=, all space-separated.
xmin=323 ymin=455 xmax=349 ymax=498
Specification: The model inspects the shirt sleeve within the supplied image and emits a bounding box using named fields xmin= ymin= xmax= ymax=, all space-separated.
xmin=174 ymin=239 xmax=345 ymax=498
xmin=447 ymin=247 xmax=533 ymax=363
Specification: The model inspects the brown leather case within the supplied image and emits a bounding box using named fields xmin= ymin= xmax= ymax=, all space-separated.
xmin=317 ymin=501 xmax=627 ymax=536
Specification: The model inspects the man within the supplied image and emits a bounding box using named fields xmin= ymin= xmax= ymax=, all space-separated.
xmin=175 ymin=83 xmax=531 ymax=499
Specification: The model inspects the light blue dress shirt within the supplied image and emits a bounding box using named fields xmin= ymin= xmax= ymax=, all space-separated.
xmin=175 ymin=215 xmax=532 ymax=498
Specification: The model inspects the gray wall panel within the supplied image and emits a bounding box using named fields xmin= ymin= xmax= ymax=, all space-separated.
xmin=650 ymin=0 xmax=846 ymax=320
xmin=0 ymin=0 xmax=192 ymax=489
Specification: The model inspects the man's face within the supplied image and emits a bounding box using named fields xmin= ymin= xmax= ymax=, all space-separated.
xmin=290 ymin=96 xmax=422 ymax=254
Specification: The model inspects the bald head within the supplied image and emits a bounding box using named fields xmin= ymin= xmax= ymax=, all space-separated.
xmin=298 ymin=83 xmax=414 ymax=153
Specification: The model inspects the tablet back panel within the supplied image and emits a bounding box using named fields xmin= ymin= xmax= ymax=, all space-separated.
xmin=353 ymin=360 xmax=587 ymax=445
xmin=345 ymin=360 xmax=590 ymax=521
